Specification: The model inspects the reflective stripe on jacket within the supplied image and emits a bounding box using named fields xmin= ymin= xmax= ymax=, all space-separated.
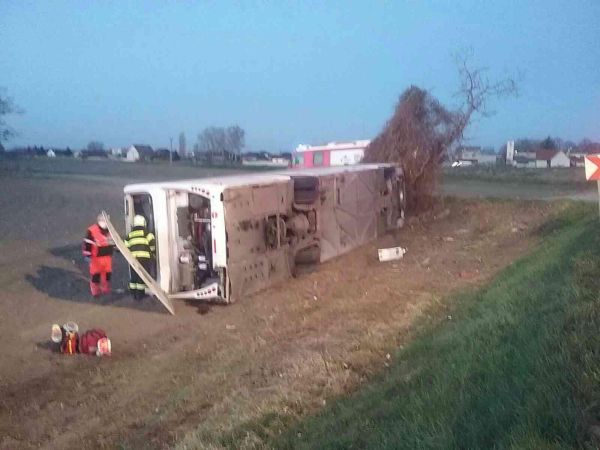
xmin=125 ymin=226 xmax=155 ymax=259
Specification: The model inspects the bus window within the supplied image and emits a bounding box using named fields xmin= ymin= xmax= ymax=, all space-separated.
xmin=313 ymin=151 xmax=324 ymax=166
xmin=132 ymin=193 xmax=154 ymax=233
xmin=293 ymin=153 xmax=304 ymax=167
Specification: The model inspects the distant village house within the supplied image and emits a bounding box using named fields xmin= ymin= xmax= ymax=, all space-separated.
xmin=242 ymin=151 xmax=290 ymax=167
xmin=153 ymin=148 xmax=180 ymax=161
xmin=80 ymin=149 xmax=108 ymax=159
xmin=535 ymin=150 xmax=570 ymax=168
xmin=454 ymin=146 xmax=497 ymax=166
xmin=110 ymin=147 xmax=125 ymax=158
xmin=126 ymin=145 xmax=154 ymax=162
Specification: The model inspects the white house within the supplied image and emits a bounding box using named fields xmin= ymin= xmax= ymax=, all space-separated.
xmin=535 ymin=150 xmax=570 ymax=168
xmin=110 ymin=147 xmax=124 ymax=158
xmin=456 ymin=146 xmax=497 ymax=165
xmin=242 ymin=156 xmax=290 ymax=168
xmin=46 ymin=149 xmax=56 ymax=158
xmin=126 ymin=145 xmax=154 ymax=162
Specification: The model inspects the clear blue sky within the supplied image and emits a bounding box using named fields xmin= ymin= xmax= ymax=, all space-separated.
xmin=1 ymin=1 xmax=599 ymax=152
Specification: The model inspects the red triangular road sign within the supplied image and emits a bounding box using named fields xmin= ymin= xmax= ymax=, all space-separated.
xmin=585 ymin=155 xmax=600 ymax=181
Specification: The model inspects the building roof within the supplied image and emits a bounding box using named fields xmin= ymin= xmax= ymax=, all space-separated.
xmin=130 ymin=145 xmax=154 ymax=157
xmin=153 ymin=148 xmax=172 ymax=159
xmin=535 ymin=149 xmax=560 ymax=161
xmin=514 ymin=155 xmax=534 ymax=164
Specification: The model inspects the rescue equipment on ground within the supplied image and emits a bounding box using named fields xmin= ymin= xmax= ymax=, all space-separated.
xmin=50 ymin=322 xmax=112 ymax=356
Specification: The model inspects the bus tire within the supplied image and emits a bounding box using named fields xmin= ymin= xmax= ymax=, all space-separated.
xmin=295 ymin=244 xmax=320 ymax=265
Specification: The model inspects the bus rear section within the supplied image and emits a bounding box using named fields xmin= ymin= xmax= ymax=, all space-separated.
xmin=124 ymin=185 xmax=225 ymax=301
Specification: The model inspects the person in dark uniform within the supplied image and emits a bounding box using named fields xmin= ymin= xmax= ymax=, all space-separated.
xmin=124 ymin=215 xmax=155 ymax=300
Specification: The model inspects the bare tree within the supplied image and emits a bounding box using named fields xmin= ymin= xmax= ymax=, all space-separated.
xmin=364 ymin=51 xmax=517 ymax=212
xmin=0 ymin=89 xmax=22 ymax=142
xmin=196 ymin=125 xmax=245 ymax=164
xmin=197 ymin=126 xmax=226 ymax=159
xmin=87 ymin=141 xmax=104 ymax=152
xmin=226 ymin=125 xmax=245 ymax=156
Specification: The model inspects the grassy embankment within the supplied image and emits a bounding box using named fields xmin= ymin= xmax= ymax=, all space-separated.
xmin=200 ymin=202 xmax=599 ymax=449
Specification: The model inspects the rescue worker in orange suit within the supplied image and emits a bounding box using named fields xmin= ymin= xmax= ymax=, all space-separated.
xmin=125 ymin=215 xmax=156 ymax=300
xmin=82 ymin=214 xmax=115 ymax=297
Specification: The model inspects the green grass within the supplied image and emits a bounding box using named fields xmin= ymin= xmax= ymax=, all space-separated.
xmin=255 ymin=203 xmax=599 ymax=449
xmin=443 ymin=166 xmax=588 ymax=188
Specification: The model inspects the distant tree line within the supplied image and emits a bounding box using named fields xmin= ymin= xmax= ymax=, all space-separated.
xmin=0 ymin=88 xmax=21 ymax=143
xmin=500 ymin=136 xmax=600 ymax=155
xmin=193 ymin=125 xmax=245 ymax=164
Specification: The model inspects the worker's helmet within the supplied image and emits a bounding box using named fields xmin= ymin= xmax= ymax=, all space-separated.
xmin=133 ymin=215 xmax=146 ymax=228
xmin=63 ymin=321 xmax=79 ymax=334
xmin=97 ymin=213 xmax=108 ymax=230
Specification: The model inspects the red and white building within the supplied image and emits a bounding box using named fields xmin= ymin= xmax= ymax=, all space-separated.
xmin=292 ymin=140 xmax=370 ymax=168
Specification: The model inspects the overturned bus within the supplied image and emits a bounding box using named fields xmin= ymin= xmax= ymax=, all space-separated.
xmin=122 ymin=164 xmax=406 ymax=305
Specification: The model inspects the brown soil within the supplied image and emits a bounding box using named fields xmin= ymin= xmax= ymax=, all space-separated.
xmin=0 ymin=165 xmax=559 ymax=449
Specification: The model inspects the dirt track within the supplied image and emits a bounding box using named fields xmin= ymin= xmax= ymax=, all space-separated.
xmin=0 ymin=160 xmax=562 ymax=449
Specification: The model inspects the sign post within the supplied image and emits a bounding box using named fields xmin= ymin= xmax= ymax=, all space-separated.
xmin=584 ymin=155 xmax=600 ymax=220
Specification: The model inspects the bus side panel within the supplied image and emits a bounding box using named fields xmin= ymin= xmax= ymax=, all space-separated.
xmin=316 ymin=175 xmax=340 ymax=262
xmin=223 ymin=181 xmax=294 ymax=301
xmin=317 ymin=169 xmax=382 ymax=262
xmin=227 ymin=251 xmax=293 ymax=301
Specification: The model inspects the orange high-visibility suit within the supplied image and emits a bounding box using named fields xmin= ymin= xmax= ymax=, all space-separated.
xmin=82 ymin=223 xmax=114 ymax=296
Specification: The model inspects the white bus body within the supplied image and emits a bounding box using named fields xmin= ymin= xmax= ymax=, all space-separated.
xmin=123 ymin=164 xmax=406 ymax=303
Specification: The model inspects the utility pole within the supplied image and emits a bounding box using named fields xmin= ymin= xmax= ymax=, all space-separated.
xmin=169 ymin=137 xmax=173 ymax=165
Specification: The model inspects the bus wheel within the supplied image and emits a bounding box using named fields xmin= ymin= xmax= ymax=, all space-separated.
xmin=295 ymin=244 xmax=320 ymax=265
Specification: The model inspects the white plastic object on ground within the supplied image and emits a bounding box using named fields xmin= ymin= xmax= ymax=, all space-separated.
xmin=96 ymin=337 xmax=111 ymax=356
xmin=378 ymin=246 xmax=407 ymax=262
xmin=51 ymin=324 xmax=62 ymax=343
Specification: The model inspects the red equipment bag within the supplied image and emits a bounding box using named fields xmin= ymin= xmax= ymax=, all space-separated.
xmin=78 ymin=329 xmax=108 ymax=355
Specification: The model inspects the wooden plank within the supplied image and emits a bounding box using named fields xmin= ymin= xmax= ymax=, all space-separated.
xmin=102 ymin=211 xmax=175 ymax=315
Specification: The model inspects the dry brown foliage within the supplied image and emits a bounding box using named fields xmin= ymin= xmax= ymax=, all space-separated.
xmin=365 ymin=53 xmax=517 ymax=213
